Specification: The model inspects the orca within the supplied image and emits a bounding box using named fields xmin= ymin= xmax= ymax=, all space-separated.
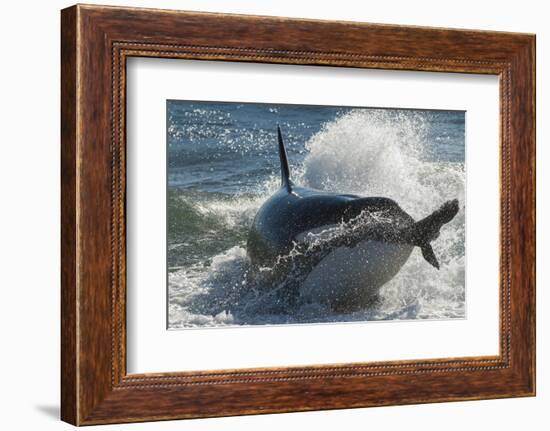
xmin=246 ymin=126 xmax=459 ymax=310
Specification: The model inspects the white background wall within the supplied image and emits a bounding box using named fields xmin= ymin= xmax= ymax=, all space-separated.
xmin=0 ymin=0 xmax=546 ymax=429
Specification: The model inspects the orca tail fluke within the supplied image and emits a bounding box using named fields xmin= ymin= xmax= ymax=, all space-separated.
xmin=421 ymin=244 xmax=440 ymax=270
xmin=277 ymin=125 xmax=292 ymax=192
xmin=415 ymin=199 xmax=460 ymax=270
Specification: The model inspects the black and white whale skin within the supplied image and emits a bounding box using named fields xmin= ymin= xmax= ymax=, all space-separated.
xmin=246 ymin=127 xmax=460 ymax=311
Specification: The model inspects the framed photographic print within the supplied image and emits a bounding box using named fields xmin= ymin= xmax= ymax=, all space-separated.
xmin=61 ymin=4 xmax=535 ymax=425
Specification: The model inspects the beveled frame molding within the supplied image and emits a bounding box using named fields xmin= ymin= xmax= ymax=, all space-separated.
xmin=61 ymin=4 xmax=535 ymax=425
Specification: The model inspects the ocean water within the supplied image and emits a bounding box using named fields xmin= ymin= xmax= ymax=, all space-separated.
xmin=167 ymin=101 xmax=465 ymax=329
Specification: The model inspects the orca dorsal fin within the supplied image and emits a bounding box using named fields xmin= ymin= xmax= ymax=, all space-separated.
xmin=277 ymin=125 xmax=292 ymax=192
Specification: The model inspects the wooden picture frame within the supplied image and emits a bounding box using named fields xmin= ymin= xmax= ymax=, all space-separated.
xmin=61 ymin=4 xmax=535 ymax=425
